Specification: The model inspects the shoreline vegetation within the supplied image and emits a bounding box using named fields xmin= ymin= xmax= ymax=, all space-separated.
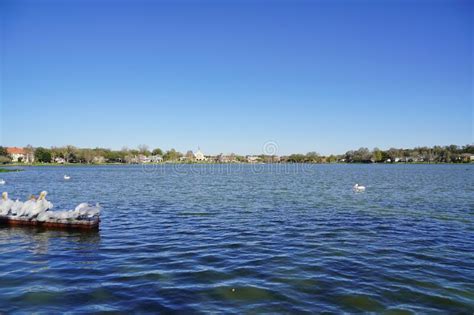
xmin=0 ymin=144 xmax=473 ymax=166
xmin=0 ymin=168 xmax=22 ymax=172
xmin=2 ymin=162 xmax=472 ymax=168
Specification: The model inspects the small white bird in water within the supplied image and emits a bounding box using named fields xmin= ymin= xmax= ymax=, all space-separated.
xmin=0 ymin=179 xmax=5 ymax=185
xmin=353 ymin=183 xmax=366 ymax=192
xmin=64 ymin=175 xmax=71 ymax=180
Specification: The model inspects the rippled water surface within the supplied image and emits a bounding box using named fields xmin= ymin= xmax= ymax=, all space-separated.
xmin=1 ymin=164 xmax=473 ymax=313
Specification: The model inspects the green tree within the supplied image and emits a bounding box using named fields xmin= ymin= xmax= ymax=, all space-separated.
xmin=185 ymin=150 xmax=195 ymax=161
xmin=0 ymin=155 xmax=12 ymax=164
xmin=0 ymin=146 xmax=8 ymax=157
xmin=152 ymin=148 xmax=163 ymax=156
xmin=77 ymin=148 xmax=96 ymax=163
xmin=163 ymin=149 xmax=182 ymax=161
xmin=327 ymin=155 xmax=337 ymax=163
xmin=0 ymin=146 xmax=8 ymax=156
xmin=462 ymin=144 xmax=474 ymax=154
xmin=287 ymin=154 xmax=306 ymax=163
xmin=58 ymin=145 xmax=77 ymax=163
xmin=306 ymin=151 xmax=321 ymax=163
xmin=34 ymin=147 xmax=52 ymax=163
xmin=351 ymin=147 xmax=371 ymax=163
xmin=387 ymin=148 xmax=400 ymax=161
xmin=104 ymin=150 xmax=125 ymax=162
xmin=138 ymin=144 xmax=150 ymax=156
xmin=372 ymin=148 xmax=383 ymax=162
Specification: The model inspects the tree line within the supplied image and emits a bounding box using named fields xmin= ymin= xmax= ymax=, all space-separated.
xmin=0 ymin=144 xmax=473 ymax=164
xmin=342 ymin=145 xmax=474 ymax=163
xmin=31 ymin=145 xmax=167 ymax=163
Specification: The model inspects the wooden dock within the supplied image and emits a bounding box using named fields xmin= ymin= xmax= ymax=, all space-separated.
xmin=0 ymin=215 xmax=100 ymax=230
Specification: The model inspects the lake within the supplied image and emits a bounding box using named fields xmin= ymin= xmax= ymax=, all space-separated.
xmin=0 ymin=164 xmax=473 ymax=313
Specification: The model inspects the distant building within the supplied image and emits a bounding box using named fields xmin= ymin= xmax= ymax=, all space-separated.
xmin=408 ymin=156 xmax=423 ymax=162
xmin=194 ymin=149 xmax=207 ymax=161
xmin=138 ymin=154 xmax=151 ymax=163
xmin=460 ymin=153 xmax=474 ymax=162
xmin=54 ymin=157 xmax=66 ymax=164
xmin=92 ymin=156 xmax=106 ymax=164
xmin=6 ymin=147 xmax=34 ymax=163
xmin=136 ymin=155 xmax=162 ymax=163
xmin=247 ymin=156 xmax=260 ymax=163
xmin=150 ymin=155 xmax=163 ymax=163
xmin=125 ymin=155 xmax=138 ymax=164
xmin=216 ymin=154 xmax=225 ymax=163
xmin=216 ymin=154 xmax=235 ymax=163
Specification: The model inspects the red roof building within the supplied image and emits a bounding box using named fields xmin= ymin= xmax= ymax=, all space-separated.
xmin=7 ymin=147 xmax=26 ymax=155
xmin=6 ymin=147 xmax=34 ymax=163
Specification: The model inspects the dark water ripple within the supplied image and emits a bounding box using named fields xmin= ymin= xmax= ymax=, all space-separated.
xmin=0 ymin=164 xmax=473 ymax=313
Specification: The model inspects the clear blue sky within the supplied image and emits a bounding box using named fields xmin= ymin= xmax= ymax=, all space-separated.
xmin=1 ymin=0 xmax=472 ymax=155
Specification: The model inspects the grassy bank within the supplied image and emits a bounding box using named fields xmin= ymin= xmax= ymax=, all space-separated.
xmin=0 ymin=168 xmax=23 ymax=172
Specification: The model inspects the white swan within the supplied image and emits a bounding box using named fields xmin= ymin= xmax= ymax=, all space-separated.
xmin=74 ymin=202 xmax=101 ymax=219
xmin=64 ymin=175 xmax=71 ymax=180
xmin=10 ymin=199 xmax=24 ymax=216
xmin=353 ymin=183 xmax=366 ymax=192
xmin=36 ymin=211 xmax=52 ymax=222
xmin=0 ymin=192 xmax=14 ymax=215
xmin=17 ymin=195 xmax=36 ymax=216
xmin=18 ymin=195 xmax=37 ymax=217
xmin=29 ymin=191 xmax=53 ymax=218
xmin=0 ymin=179 xmax=5 ymax=185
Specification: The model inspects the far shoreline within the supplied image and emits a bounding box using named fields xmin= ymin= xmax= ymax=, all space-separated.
xmin=2 ymin=161 xmax=472 ymax=168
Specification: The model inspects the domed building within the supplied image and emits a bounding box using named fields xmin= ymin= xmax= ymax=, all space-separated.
xmin=194 ymin=148 xmax=207 ymax=161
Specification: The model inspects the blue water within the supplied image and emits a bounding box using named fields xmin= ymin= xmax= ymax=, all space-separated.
xmin=0 ymin=164 xmax=473 ymax=313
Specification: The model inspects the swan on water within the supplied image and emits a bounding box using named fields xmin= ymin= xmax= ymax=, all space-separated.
xmin=0 ymin=192 xmax=14 ymax=215
xmin=74 ymin=203 xmax=101 ymax=219
xmin=10 ymin=199 xmax=24 ymax=216
xmin=29 ymin=191 xmax=53 ymax=218
xmin=0 ymin=179 xmax=5 ymax=185
xmin=18 ymin=195 xmax=37 ymax=217
xmin=353 ymin=184 xmax=366 ymax=192
xmin=64 ymin=175 xmax=71 ymax=180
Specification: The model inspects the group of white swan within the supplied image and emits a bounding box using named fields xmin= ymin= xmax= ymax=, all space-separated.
xmin=0 ymin=191 xmax=100 ymax=222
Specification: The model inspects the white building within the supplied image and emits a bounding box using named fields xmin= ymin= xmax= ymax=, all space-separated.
xmin=247 ymin=156 xmax=260 ymax=163
xmin=92 ymin=156 xmax=106 ymax=164
xmin=194 ymin=149 xmax=207 ymax=161
xmin=54 ymin=157 xmax=66 ymax=164
xmin=150 ymin=155 xmax=163 ymax=163
xmin=138 ymin=154 xmax=151 ymax=163
xmin=7 ymin=147 xmax=34 ymax=163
